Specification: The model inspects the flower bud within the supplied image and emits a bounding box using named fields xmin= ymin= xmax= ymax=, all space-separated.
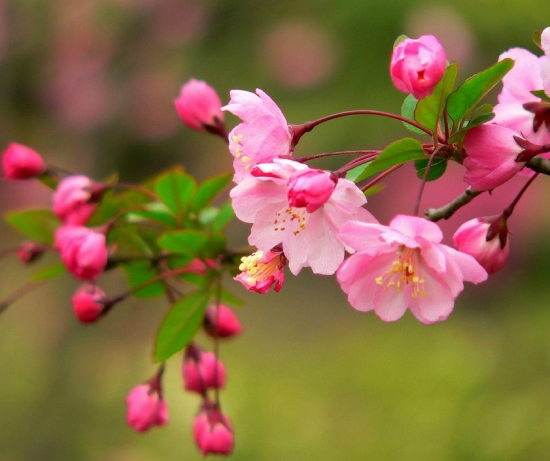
xmin=204 ymin=305 xmax=242 ymax=338
xmin=54 ymin=226 xmax=108 ymax=282
xmin=71 ymin=284 xmax=107 ymax=323
xmin=453 ymin=217 xmax=510 ymax=274
xmin=2 ymin=143 xmax=46 ymax=180
xmin=126 ymin=378 xmax=168 ymax=432
xmin=193 ymin=400 xmax=234 ymax=456
xmin=17 ymin=242 xmax=45 ymax=264
xmin=174 ymin=79 xmax=225 ymax=133
xmin=390 ymin=35 xmax=447 ymax=100
xmin=182 ymin=344 xmax=226 ymax=394
xmin=287 ymin=168 xmax=337 ymax=213
xmin=53 ymin=175 xmax=103 ymax=225
xmin=235 ymin=248 xmax=286 ymax=294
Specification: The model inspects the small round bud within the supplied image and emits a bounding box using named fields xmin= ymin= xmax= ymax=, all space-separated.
xmin=17 ymin=242 xmax=45 ymax=264
xmin=193 ymin=400 xmax=234 ymax=456
xmin=204 ymin=305 xmax=243 ymax=338
xmin=125 ymin=383 xmax=168 ymax=432
xmin=71 ymin=284 xmax=107 ymax=323
xmin=52 ymin=175 xmax=102 ymax=225
xmin=287 ymin=168 xmax=336 ymax=213
xmin=2 ymin=143 xmax=46 ymax=180
xmin=182 ymin=344 xmax=226 ymax=394
xmin=174 ymin=79 xmax=224 ymax=132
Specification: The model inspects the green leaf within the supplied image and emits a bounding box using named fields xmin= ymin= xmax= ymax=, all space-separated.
xmin=123 ymin=261 xmax=165 ymax=298
xmin=192 ymin=172 xmax=233 ymax=213
xmin=363 ymin=184 xmax=385 ymax=197
xmin=415 ymin=63 xmax=458 ymax=134
xmin=531 ymin=90 xmax=550 ymax=102
xmin=393 ymin=34 xmax=408 ymax=47
xmin=447 ymin=58 xmax=514 ymax=127
xmin=401 ymin=95 xmax=426 ymax=135
xmin=210 ymin=201 xmax=235 ymax=232
xmin=158 ymin=230 xmax=210 ymax=257
xmin=30 ymin=263 xmax=67 ymax=282
xmin=154 ymin=290 xmax=210 ymax=362
xmin=355 ymin=138 xmax=426 ymax=183
xmin=5 ymin=209 xmax=60 ymax=245
xmin=220 ymin=289 xmax=244 ymax=307
xmin=127 ymin=202 xmax=177 ymax=227
xmin=346 ymin=163 xmax=371 ymax=182
xmin=156 ymin=171 xmax=196 ymax=218
xmin=206 ymin=233 xmax=227 ymax=259
xmin=447 ymin=107 xmax=495 ymax=144
xmin=414 ymin=157 xmax=448 ymax=182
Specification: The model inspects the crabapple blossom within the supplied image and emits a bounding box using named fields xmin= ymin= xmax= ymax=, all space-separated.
xmin=492 ymin=48 xmax=550 ymax=145
xmin=222 ymin=89 xmax=292 ymax=183
xmin=336 ymin=215 xmax=487 ymax=324
xmin=54 ymin=226 xmax=108 ymax=282
xmin=126 ymin=382 xmax=168 ymax=432
xmin=174 ymin=79 xmax=225 ymax=132
xmin=193 ymin=400 xmax=234 ymax=456
xmin=390 ymin=35 xmax=447 ymax=100
xmin=463 ymin=124 xmax=526 ymax=191
xmin=542 ymin=27 xmax=550 ymax=97
xmin=234 ymin=248 xmax=287 ymax=294
xmin=71 ymin=284 xmax=107 ymax=323
xmin=453 ymin=218 xmax=510 ymax=274
xmin=53 ymin=175 xmax=103 ymax=225
xmin=230 ymin=159 xmax=376 ymax=275
xmin=182 ymin=344 xmax=226 ymax=394
xmin=204 ymin=305 xmax=243 ymax=338
xmin=2 ymin=142 xmax=45 ymax=180
xmin=287 ymin=168 xmax=337 ymax=213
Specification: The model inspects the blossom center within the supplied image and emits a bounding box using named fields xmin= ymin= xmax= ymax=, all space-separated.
xmin=273 ymin=207 xmax=307 ymax=236
xmin=239 ymin=250 xmax=285 ymax=284
xmin=232 ymin=134 xmax=252 ymax=171
xmin=375 ymin=246 xmax=427 ymax=298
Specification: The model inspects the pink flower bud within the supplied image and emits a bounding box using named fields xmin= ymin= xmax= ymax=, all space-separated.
xmin=2 ymin=143 xmax=46 ymax=180
xmin=53 ymin=175 xmax=102 ymax=225
xmin=71 ymin=284 xmax=107 ymax=323
xmin=193 ymin=400 xmax=234 ymax=456
xmin=204 ymin=305 xmax=243 ymax=338
xmin=453 ymin=218 xmax=510 ymax=274
xmin=182 ymin=345 xmax=226 ymax=394
xmin=174 ymin=79 xmax=224 ymax=132
xmin=287 ymin=168 xmax=337 ymax=213
xmin=235 ymin=248 xmax=286 ymax=294
xmin=390 ymin=35 xmax=447 ymax=100
xmin=126 ymin=382 xmax=168 ymax=432
xmin=54 ymin=226 xmax=108 ymax=282
xmin=17 ymin=242 xmax=45 ymax=264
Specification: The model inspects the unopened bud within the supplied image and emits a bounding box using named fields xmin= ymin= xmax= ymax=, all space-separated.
xmin=2 ymin=143 xmax=46 ymax=180
xmin=204 ymin=305 xmax=242 ymax=338
xmin=193 ymin=400 xmax=234 ymax=456
xmin=182 ymin=344 xmax=226 ymax=394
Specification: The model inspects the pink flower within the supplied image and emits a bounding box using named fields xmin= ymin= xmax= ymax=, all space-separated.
xmin=463 ymin=124 xmax=525 ymax=191
xmin=55 ymin=226 xmax=108 ymax=281
xmin=17 ymin=242 xmax=45 ymax=264
xmin=222 ymin=89 xmax=292 ymax=183
xmin=182 ymin=344 xmax=226 ymax=394
xmin=204 ymin=305 xmax=243 ymax=338
xmin=234 ymin=248 xmax=286 ymax=294
xmin=193 ymin=400 xmax=234 ymax=456
xmin=174 ymin=79 xmax=225 ymax=133
xmin=126 ymin=382 xmax=168 ymax=432
xmin=453 ymin=218 xmax=510 ymax=274
xmin=71 ymin=284 xmax=107 ymax=323
xmin=336 ymin=215 xmax=487 ymax=324
xmin=53 ymin=176 xmax=102 ymax=225
xmin=390 ymin=35 xmax=447 ymax=100
xmin=493 ymin=48 xmax=550 ymax=145
xmin=542 ymin=27 xmax=550 ymax=97
xmin=231 ymin=159 xmax=376 ymax=275
xmin=287 ymin=168 xmax=337 ymax=213
xmin=2 ymin=142 xmax=46 ymax=180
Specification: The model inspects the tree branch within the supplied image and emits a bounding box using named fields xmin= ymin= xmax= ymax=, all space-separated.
xmin=424 ymin=187 xmax=483 ymax=222
xmin=526 ymin=157 xmax=550 ymax=175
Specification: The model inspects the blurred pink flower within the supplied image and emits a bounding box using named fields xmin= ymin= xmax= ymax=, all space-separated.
xmin=337 ymin=215 xmax=487 ymax=324
xmin=182 ymin=345 xmax=226 ymax=394
xmin=390 ymin=35 xmax=447 ymax=100
xmin=71 ymin=284 xmax=107 ymax=323
xmin=204 ymin=305 xmax=242 ymax=338
xmin=230 ymin=159 xmax=376 ymax=275
xmin=52 ymin=175 xmax=101 ymax=225
xmin=126 ymin=383 xmax=168 ymax=432
xmin=193 ymin=400 xmax=234 ymax=456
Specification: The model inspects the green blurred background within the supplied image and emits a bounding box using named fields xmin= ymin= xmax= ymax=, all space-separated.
xmin=1 ymin=0 xmax=550 ymax=460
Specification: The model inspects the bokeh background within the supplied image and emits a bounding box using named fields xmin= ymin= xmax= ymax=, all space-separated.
xmin=1 ymin=1 xmax=550 ymax=460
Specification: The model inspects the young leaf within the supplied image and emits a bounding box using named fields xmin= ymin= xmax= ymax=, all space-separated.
xmin=192 ymin=172 xmax=233 ymax=213
xmin=30 ymin=263 xmax=67 ymax=282
xmin=414 ymin=157 xmax=448 ymax=181
xmin=393 ymin=34 xmax=409 ymax=48
xmin=5 ymin=209 xmax=60 ymax=245
xmin=415 ymin=63 xmax=458 ymax=134
xmin=154 ymin=290 xmax=210 ymax=362
xmin=158 ymin=230 xmax=210 ymax=257
xmin=401 ymin=95 xmax=426 ymax=135
xmin=123 ymin=261 xmax=165 ymax=298
xmin=156 ymin=171 xmax=196 ymax=218
xmin=346 ymin=162 xmax=372 ymax=182
xmin=531 ymin=90 xmax=550 ymax=102
xmin=355 ymin=138 xmax=426 ymax=183
xmin=446 ymin=58 xmax=514 ymax=127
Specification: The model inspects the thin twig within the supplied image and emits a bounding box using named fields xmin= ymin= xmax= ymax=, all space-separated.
xmin=424 ymin=187 xmax=483 ymax=222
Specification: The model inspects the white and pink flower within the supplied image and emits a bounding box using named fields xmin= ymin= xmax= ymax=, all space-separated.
xmin=336 ymin=215 xmax=487 ymax=324
xmin=230 ymin=159 xmax=376 ymax=275
xmin=542 ymin=27 xmax=550 ymax=97
xmin=234 ymin=248 xmax=286 ymax=294
xmin=222 ymin=89 xmax=292 ymax=183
